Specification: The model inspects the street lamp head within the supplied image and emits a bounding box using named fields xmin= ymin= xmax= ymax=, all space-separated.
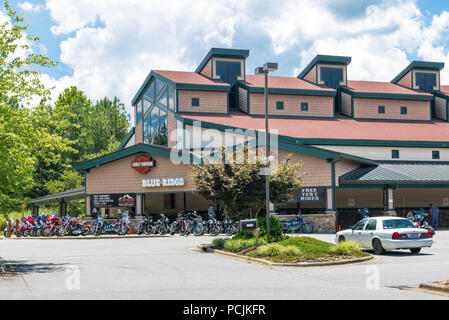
xmin=254 ymin=67 xmax=264 ymax=75
xmin=263 ymin=62 xmax=278 ymax=72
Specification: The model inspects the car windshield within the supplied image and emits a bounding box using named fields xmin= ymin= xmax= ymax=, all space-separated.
xmin=382 ymin=219 xmax=416 ymax=230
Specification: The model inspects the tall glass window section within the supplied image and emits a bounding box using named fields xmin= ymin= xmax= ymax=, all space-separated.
xmin=138 ymin=78 xmax=173 ymax=146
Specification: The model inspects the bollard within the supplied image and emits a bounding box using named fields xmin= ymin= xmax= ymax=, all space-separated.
xmin=8 ymin=219 xmax=11 ymax=237
xmin=15 ymin=219 xmax=19 ymax=237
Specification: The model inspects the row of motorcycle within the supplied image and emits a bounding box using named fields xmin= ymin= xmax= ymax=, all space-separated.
xmin=4 ymin=215 xmax=93 ymax=237
xmin=137 ymin=211 xmax=240 ymax=236
xmin=3 ymin=211 xmax=240 ymax=237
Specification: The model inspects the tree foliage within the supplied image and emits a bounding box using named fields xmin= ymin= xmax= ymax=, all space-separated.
xmin=0 ymin=2 xmax=131 ymax=215
xmin=192 ymin=148 xmax=303 ymax=219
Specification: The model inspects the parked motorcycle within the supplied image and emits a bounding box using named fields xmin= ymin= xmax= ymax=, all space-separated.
xmin=154 ymin=214 xmax=170 ymax=235
xmin=280 ymin=210 xmax=313 ymax=234
xmin=407 ymin=208 xmax=435 ymax=236
xmin=137 ymin=214 xmax=154 ymax=235
xmin=62 ymin=217 xmax=91 ymax=236
xmin=354 ymin=208 xmax=370 ymax=224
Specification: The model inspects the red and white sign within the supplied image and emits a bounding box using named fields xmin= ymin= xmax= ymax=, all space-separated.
xmin=132 ymin=155 xmax=156 ymax=174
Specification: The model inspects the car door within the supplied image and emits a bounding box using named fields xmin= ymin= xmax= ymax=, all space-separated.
xmin=348 ymin=219 xmax=368 ymax=243
xmin=359 ymin=219 xmax=377 ymax=248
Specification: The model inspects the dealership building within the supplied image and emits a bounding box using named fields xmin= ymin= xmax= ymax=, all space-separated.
xmin=32 ymin=48 xmax=449 ymax=231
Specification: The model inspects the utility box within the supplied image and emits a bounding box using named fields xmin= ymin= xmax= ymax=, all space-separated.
xmin=240 ymin=219 xmax=257 ymax=231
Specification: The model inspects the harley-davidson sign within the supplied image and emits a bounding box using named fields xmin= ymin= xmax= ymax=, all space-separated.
xmin=132 ymin=155 xmax=155 ymax=174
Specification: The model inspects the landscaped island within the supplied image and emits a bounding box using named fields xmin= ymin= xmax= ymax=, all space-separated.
xmin=210 ymin=216 xmax=370 ymax=265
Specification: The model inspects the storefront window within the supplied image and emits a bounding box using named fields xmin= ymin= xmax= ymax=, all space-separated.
xmin=158 ymin=88 xmax=168 ymax=107
xmin=145 ymin=80 xmax=155 ymax=101
xmin=168 ymin=86 xmax=175 ymax=110
xmin=143 ymin=98 xmax=151 ymax=116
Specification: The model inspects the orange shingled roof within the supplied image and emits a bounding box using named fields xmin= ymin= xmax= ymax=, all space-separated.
xmin=242 ymin=75 xmax=334 ymax=91
xmin=179 ymin=111 xmax=449 ymax=142
xmin=153 ymin=70 xmax=229 ymax=86
xmin=345 ymin=80 xmax=432 ymax=96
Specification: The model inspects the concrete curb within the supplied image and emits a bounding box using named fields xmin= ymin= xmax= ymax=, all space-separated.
xmin=419 ymin=282 xmax=449 ymax=295
xmin=0 ymin=257 xmax=6 ymax=273
xmin=200 ymin=246 xmax=373 ymax=267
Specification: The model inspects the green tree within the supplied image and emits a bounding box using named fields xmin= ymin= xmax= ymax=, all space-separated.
xmin=0 ymin=1 xmax=71 ymax=213
xmin=191 ymin=148 xmax=303 ymax=219
xmin=0 ymin=0 xmax=56 ymax=106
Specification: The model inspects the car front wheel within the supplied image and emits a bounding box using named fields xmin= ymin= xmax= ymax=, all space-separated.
xmin=372 ymin=239 xmax=385 ymax=255
xmin=338 ymin=235 xmax=345 ymax=243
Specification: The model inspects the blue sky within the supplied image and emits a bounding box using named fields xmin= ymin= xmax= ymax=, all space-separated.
xmin=4 ymin=0 xmax=449 ymax=118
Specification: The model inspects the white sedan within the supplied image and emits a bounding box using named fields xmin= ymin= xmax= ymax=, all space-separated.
xmin=336 ymin=216 xmax=433 ymax=255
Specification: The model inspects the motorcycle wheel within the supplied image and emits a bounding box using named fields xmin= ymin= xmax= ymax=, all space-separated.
xmin=301 ymin=223 xmax=313 ymax=234
xmin=4 ymin=229 xmax=9 ymax=237
xmin=193 ymin=226 xmax=203 ymax=236
xmin=81 ymin=226 xmax=90 ymax=236
xmin=209 ymin=226 xmax=220 ymax=237
xmin=158 ymin=225 xmax=168 ymax=235
xmin=93 ymin=226 xmax=101 ymax=236
xmin=56 ymin=227 xmax=65 ymax=237
xmin=36 ymin=228 xmax=43 ymax=237
xmin=179 ymin=227 xmax=187 ymax=236
xmin=23 ymin=229 xmax=30 ymax=237
xmin=118 ymin=226 xmax=128 ymax=235
xmin=144 ymin=226 xmax=153 ymax=235
xmin=225 ymin=227 xmax=235 ymax=236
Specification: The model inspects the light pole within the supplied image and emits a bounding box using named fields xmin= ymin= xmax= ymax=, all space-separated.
xmin=255 ymin=62 xmax=278 ymax=243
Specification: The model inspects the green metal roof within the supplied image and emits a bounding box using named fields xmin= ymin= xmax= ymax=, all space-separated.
xmin=391 ymin=60 xmax=445 ymax=84
xmin=31 ymin=187 xmax=86 ymax=204
xmin=340 ymin=162 xmax=449 ymax=184
xmin=298 ymin=54 xmax=352 ymax=79
xmin=74 ymin=143 xmax=197 ymax=171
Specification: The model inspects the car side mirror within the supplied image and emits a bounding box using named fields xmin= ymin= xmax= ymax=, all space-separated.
xmin=350 ymin=226 xmax=355 ymax=230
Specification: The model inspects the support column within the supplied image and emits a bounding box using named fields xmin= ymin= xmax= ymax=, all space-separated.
xmin=325 ymin=159 xmax=336 ymax=214
xmin=325 ymin=187 xmax=336 ymax=213
xmin=383 ymin=187 xmax=397 ymax=216
xmin=32 ymin=206 xmax=39 ymax=216
xmin=85 ymin=196 xmax=92 ymax=218
xmin=59 ymin=200 xmax=67 ymax=216
xmin=136 ymin=194 xmax=144 ymax=216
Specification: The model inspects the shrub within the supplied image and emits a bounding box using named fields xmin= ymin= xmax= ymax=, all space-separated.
xmin=330 ymin=240 xmax=365 ymax=256
xmin=255 ymin=243 xmax=303 ymax=257
xmin=223 ymin=238 xmax=266 ymax=253
xmin=212 ymin=238 xmax=226 ymax=248
xmin=281 ymin=245 xmax=303 ymax=257
xmin=257 ymin=215 xmax=286 ymax=242
xmin=280 ymin=236 xmax=334 ymax=256
xmin=232 ymin=231 xmax=254 ymax=240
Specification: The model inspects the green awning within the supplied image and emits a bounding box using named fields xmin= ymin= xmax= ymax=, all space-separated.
xmin=31 ymin=187 xmax=86 ymax=205
xmin=340 ymin=162 xmax=449 ymax=185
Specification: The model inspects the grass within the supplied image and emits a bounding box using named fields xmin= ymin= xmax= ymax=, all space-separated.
xmin=330 ymin=240 xmax=368 ymax=258
xmin=246 ymin=236 xmax=369 ymax=263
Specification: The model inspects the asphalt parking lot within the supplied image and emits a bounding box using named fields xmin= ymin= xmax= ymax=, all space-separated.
xmin=0 ymin=231 xmax=448 ymax=300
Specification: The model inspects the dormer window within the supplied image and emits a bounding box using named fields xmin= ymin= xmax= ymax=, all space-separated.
xmin=415 ymin=72 xmax=437 ymax=93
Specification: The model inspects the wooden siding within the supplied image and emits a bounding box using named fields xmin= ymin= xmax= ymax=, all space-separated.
xmin=86 ymin=154 xmax=196 ymax=194
xmin=200 ymin=59 xmax=212 ymax=78
xmin=177 ymin=89 xmax=228 ymax=113
xmin=435 ymin=96 xmax=447 ymax=121
xmin=353 ymin=97 xmax=430 ymax=121
xmin=341 ymin=92 xmax=352 ymax=117
xmin=396 ymin=70 xmax=412 ymax=88
xmin=278 ymin=149 xmax=332 ymax=187
xmin=249 ymin=92 xmax=334 ymax=117
xmin=238 ymin=87 xmax=248 ymax=113
xmin=303 ymin=65 xmax=317 ymax=83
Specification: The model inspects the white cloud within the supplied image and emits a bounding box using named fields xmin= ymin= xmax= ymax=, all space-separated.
xmin=41 ymin=0 xmax=449 ymax=120
xmin=18 ymin=1 xmax=43 ymax=12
